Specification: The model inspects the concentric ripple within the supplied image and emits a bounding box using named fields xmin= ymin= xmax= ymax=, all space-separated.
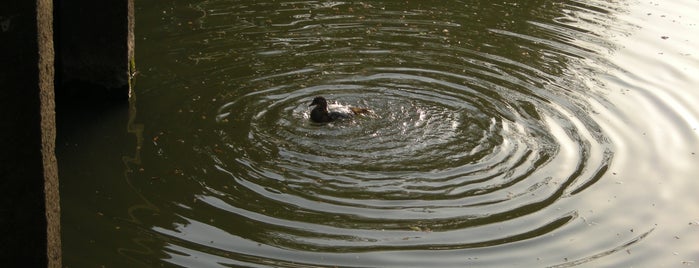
xmin=138 ymin=0 xmax=642 ymax=266
xmin=209 ymin=67 xmax=611 ymax=247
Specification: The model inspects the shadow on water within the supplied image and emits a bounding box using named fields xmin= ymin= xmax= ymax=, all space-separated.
xmin=59 ymin=0 xmax=699 ymax=267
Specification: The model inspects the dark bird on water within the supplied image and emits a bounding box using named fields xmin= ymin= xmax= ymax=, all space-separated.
xmin=308 ymin=96 xmax=370 ymax=123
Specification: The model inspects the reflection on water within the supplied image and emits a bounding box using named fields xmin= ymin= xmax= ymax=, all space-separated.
xmin=60 ymin=0 xmax=699 ymax=267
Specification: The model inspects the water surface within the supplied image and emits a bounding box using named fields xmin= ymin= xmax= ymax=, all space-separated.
xmin=59 ymin=0 xmax=699 ymax=267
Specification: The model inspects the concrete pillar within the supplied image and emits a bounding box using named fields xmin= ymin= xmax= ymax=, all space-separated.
xmin=38 ymin=0 xmax=61 ymax=266
xmin=55 ymin=0 xmax=135 ymax=101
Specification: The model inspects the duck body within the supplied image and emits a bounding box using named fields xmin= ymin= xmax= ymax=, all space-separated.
xmin=309 ymin=96 xmax=370 ymax=123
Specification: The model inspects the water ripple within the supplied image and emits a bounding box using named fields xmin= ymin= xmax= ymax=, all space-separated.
xmin=205 ymin=24 xmax=613 ymax=258
xmin=136 ymin=0 xmax=668 ymax=266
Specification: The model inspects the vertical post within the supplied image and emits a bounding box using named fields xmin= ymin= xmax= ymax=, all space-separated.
xmin=37 ymin=0 xmax=61 ymax=266
xmin=55 ymin=0 xmax=134 ymax=100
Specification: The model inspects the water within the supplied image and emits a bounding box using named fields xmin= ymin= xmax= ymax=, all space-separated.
xmin=59 ymin=0 xmax=699 ymax=267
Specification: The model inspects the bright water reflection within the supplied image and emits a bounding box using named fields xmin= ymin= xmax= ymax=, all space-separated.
xmin=61 ymin=0 xmax=699 ymax=267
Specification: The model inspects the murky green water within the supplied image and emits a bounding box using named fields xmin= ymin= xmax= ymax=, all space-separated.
xmin=59 ymin=0 xmax=699 ymax=267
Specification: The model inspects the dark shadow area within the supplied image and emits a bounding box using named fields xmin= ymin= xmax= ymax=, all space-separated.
xmin=1 ymin=0 xmax=133 ymax=265
xmin=0 ymin=0 xmax=49 ymax=265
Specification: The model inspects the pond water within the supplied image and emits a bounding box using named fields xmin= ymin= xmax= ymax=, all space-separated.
xmin=59 ymin=0 xmax=699 ymax=267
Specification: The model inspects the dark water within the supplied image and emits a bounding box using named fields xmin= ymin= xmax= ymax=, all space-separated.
xmin=59 ymin=0 xmax=699 ymax=267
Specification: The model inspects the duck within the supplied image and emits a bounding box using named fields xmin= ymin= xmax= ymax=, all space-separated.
xmin=308 ymin=96 xmax=370 ymax=123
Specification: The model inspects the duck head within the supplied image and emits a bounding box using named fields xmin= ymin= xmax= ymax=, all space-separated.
xmin=309 ymin=96 xmax=328 ymax=108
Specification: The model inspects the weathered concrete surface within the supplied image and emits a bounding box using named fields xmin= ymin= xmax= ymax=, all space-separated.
xmin=37 ymin=0 xmax=62 ymax=266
